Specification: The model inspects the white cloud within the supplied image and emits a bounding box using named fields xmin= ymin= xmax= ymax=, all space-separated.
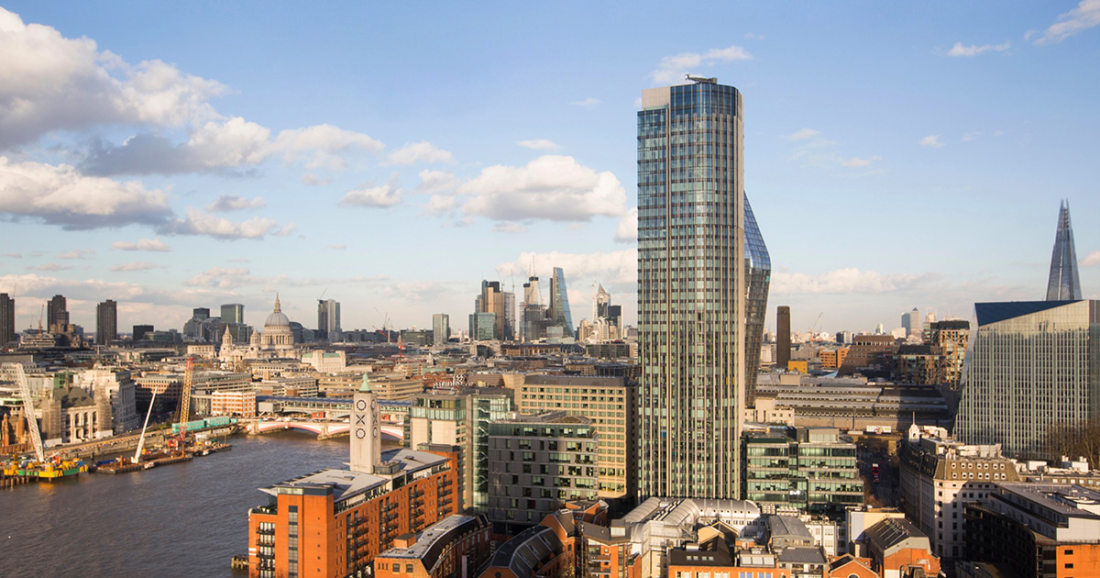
xmin=569 ymin=97 xmax=601 ymax=108
xmin=340 ymin=178 xmax=402 ymax=208
xmin=454 ymin=155 xmax=626 ymax=222
xmin=416 ymin=169 xmax=459 ymax=194
xmin=946 ymin=41 xmax=1010 ymax=57
xmin=271 ymin=124 xmax=384 ymax=169
xmin=29 ymin=263 xmax=72 ymax=272
xmin=920 ymin=135 xmax=944 ymax=148
xmin=1082 ymin=251 xmax=1100 ymax=267
xmin=184 ymin=267 xmax=256 ymax=288
xmin=771 ymin=268 xmax=922 ymax=295
xmin=300 ymin=173 xmax=331 ymax=186
xmin=496 ymin=249 xmax=638 ymax=288
xmin=651 ymin=45 xmax=753 ymax=84
xmin=0 ymin=156 xmax=172 ymax=229
xmin=206 ymin=194 xmax=266 ymax=212
xmin=841 ymin=156 xmax=880 ymax=168
xmin=493 ymin=223 xmax=527 ymax=234
xmin=1031 ymin=0 xmax=1100 ymax=45
xmin=788 ymin=128 xmax=821 ymax=141
xmin=110 ymin=261 xmax=163 ymax=272
xmin=111 ymin=238 xmax=171 ymax=252
xmin=517 ymin=139 xmax=560 ymax=151
xmin=161 ymin=208 xmax=282 ymax=240
xmin=425 ymin=194 xmax=458 ymax=214
xmin=58 ymin=249 xmax=95 ymax=260
xmin=615 ymin=207 xmax=638 ymax=243
xmin=384 ymin=141 xmax=453 ymax=166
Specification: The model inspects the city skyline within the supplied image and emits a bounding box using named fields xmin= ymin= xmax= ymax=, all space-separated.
xmin=2 ymin=2 xmax=1099 ymax=335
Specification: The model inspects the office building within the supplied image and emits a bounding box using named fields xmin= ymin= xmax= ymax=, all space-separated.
xmin=95 ymin=299 xmax=117 ymax=345
xmin=902 ymin=307 xmax=921 ymax=339
xmin=743 ymin=427 xmax=862 ymax=513
xmin=471 ymin=281 xmax=513 ymax=341
xmin=546 ymin=267 xmax=573 ymax=338
xmin=637 ymin=78 xmax=770 ymax=499
xmin=47 ymin=294 xmax=68 ymax=332
xmin=132 ymin=324 xmax=153 ymax=342
xmin=317 ymin=299 xmax=340 ymax=342
xmin=518 ymin=374 xmax=637 ymax=499
xmin=1046 ymin=200 xmax=1082 ymax=301
xmin=520 ymin=272 xmax=547 ymax=342
xmin=221 ymin=303 xmax=244 ymax=325
xmin=955 ymin=300 xmax=1100 ymax=459
xmin=486 ymin=412 xmax=598 ymax=534
xmin=0 ymin=293 xmax=14 ymax=345
xmin=776 ymin=306 xmax=792 ymax=371
xmin=431 ymin=313 xmax=449 ymax=347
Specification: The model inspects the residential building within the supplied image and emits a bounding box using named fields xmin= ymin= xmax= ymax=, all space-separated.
xmin=928 ymin=320 xmax=969 ymax=389
xmin=1046 ymin=199 xmax=1082 ymax=301
xmin=486 ymin=412 xmax=598 ymax=534
xmin=431 ymin=314 xmax=449 ymax=346
xmin=637 ymin=78 xmax=770 ymax=500
xmin=47 ymin=294 xmax=68 ymax=331
xmin=0 ymin=293 xmax=14 ymax=346
xmin=964 ymin=483 xmax=1100 ymax=577
xmin=96 ymin=299 xmax=117 ymax=345
xmin=819 ymin=347 xmax=849 ymax=370
xmin=373 ymin=514 xmax=491 ymax=578
xmin=743 ymin=427 xmax=862 ymax=513
xmin=517 ymin=374 xmax=636 ymax=499
xmin=955 ymin=300 xmax=1100 ymax=459
xmin=477 ymin=502 xmax=619 ymax=578
xmin=899 ymin=425 xmax=1020 ymax=559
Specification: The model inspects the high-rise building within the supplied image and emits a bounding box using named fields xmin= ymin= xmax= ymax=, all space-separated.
xmin=546 ymin=267 xmax=574 ymax=338
xmin=1046 ymin=200 xmax=1082 ymax=301
xmin=472 ymin=281 xmax=513 ymax=341
xmin=432 ymin=313 xmax=450 ymax=346
xmin=132 ymin=324 xmax=153 ymax=342
xmin=0 ymin=293 xmax=14 ymax=345
xmin=776 ymin=306 xmax=791 ymax=371
xmin=317 ymin=299 xmax=341 ymax=341
xmin=955 ymin=300 xmax=1100 ymax=459
xmin=637 ymin=78 xmax=769 ymax=500
xmin=96 ymin=299 xmax=117 ymax=345
xmin=192 ymin=307 xmax=210 ymax=321
xmin=47 ymin=294 xmax=68 ymax=331
xmin=902 ymin=307 xmax=921 ymax=338
xmin=221 ymin=303 xmax=244 ymax=325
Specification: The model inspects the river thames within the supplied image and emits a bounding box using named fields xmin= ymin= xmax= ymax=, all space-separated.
xmin=1 ymin=432 xmax=353 ymax=577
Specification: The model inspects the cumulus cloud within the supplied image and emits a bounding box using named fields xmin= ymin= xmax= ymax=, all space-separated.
xmin=771 ymin=268 xmax=923 ymax=295
xmin=0 ymin=156 xmax=172 ymax=229
xmin=615 ymin=207 xmax=638 ymax=243
xmin=1082 ymin=251 xmax=1100 ymax=267
xmin=300 ymin=173 xmax=331 ymax=186
xmin=110 ymin=261 xmax=163 ymax=272
xmin=496 ymin=249 xmax=638 ymax=288
xmin=340 ymin=177 xmax=402 ymax=208
xmin=651 ymin=45 xmax=753 ymax=84
xmin=453 ymin=155 xmax=626 ymax=222
xmin=111 ymin=238 xmax=171 ymax=252
xmin=1030 ymin=1 xmax=1100 ymax=45
xmin=569 ymin=97 xmax=600 ymax=108
xmin=270 ymin=124 xmax=384 ymax=169
xmin=517 ymin=139 xmax=560 ymax=151
xmin=416 ymin=169 xmax=459 ymax=194
xmin=384 ymin=141 xmax=453 ymax=166
xmin=160 ymin=208 xmax=283 ymax=240
xmin=58 ymin=249 xmax=95 ymax=259
xmin=946 ymin=41 xmax=1010 ymax=57
xmin=425 ymin=194 xmax=458 ymax=214
xmin=206 ymin=194 xmax=266 ymax=212
xmin=920 ymin=135 xmax=945 ymax=148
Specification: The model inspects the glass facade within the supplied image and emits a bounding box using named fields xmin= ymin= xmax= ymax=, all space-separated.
xmin=1046 ymin=200 xmax=1082 ymax=301
xmin=955 ymin=300 xmax=1100 ymax=458
xmin=547 ymin=267 xmax=574 ymax=338
xmin=637 ymin=80 xmax=768 ymax=499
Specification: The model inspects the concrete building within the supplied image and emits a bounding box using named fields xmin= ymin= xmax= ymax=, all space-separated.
xmin=0 ymin=293 xmax=14 ymax=346
xmin=964 ymin=483 xmax=1100 ymax=577
xmin=71 ymin=367 xmax=140 ymax=435
xmin=637 ymin=78 xmax=770 ymax=500
xmin=777 ymin=306 xmax=792 ymax=372
xmin=431 ymin=314 xmax=449 ymax=347
xmin=486 ymin=412 xmax=598 ymax=534
xmin=899 ymin=425 xmax=1020 ymax=560
xmin=743 ymin=427 xmax=862 ymax=514
xmin=955 ymin=300 xmax=1100 ymax=459
xmin=517 ymin=374 xmax=636 ymax=500
xmin=47 ymin=294 xmax=68 ymax=332
xmin=95 ymin=299 xmax=117 ymax=346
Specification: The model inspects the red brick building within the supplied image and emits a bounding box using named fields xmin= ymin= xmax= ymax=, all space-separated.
xmin=374 ymin=514 xmax=490 ymax=578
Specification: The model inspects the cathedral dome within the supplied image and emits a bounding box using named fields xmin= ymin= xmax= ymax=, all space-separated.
xmin=264 ymin=294 xmax=291 ymax=329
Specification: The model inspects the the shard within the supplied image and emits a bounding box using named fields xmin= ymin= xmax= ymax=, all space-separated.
xmin=1045 ymin=200 xmax=1082 ymax=301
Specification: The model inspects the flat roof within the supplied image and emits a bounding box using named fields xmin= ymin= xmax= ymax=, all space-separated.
xmin=261 ymin=448 xmax=447 ymax=502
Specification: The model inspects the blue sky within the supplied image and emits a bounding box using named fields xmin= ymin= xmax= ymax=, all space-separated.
xmin=1 ymin=1 xmax=1098 ymax=337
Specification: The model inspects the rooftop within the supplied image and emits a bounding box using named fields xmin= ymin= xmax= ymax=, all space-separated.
xmin=378 ymin=515 xmax=484 ymax=573
xmin=260 ymin=448 xmax=447 ymax=502
xmin=995 ymin=483 xmax=1100 ymax=518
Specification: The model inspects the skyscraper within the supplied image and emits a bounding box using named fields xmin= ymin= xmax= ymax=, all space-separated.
xmin=221 ymin=303 xmax=244 ymax=325
xmin=432 ymin=313 xmax=450 ymax=346
xmin=546 ymin=267 xmax=574 ymax=338
xmin=317 ymin=299 xmax=341 ymax=341
xmin=96 ymin=299 xmax=117 ymax=345
xmin=0 ymin=293 xmax=13 ymax=345
xmin=521 ymin=272 xmax=547 ymax=341
xmin=902 ymin=307 xmax=921 ymax=338
xmin=955 ymin=300 xmax=1100 ymax=458
xmin=776 ymin=306 xmax=791 ymax=371
xmin=471 ymin=281 xmax=514 ymax=341
xmin=1046 ymin=200 xmax=1082 ymax=301
xmin=47 ymin=294 xmax=68 ymax=331
xmin=637 ymin=78 xmax=769 ymax=499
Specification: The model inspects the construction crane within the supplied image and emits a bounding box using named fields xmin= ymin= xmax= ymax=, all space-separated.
xmin=133 ymin=387 xmax=158 ymax=462
xmin=809 ymin=312 xmax=824 ymax=342
xmin=7 ymin=363 xmax=44 ymax=462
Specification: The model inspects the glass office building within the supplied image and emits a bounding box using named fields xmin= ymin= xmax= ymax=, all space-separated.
xmin=955 ymin=300 xmax=1100 ymax=459
xmin=637 ymin=78 xmax=769 ymax=499
xmin=1046 ymin=200 xmax=1082 ymax=301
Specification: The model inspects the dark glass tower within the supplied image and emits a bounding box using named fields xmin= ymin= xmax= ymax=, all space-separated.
xmin=1046 ymin=200 xmax=1082 ymax=301
xmin=637 ymin=78 xmax=768 ymax=499
xmin=547 ymin=267 xmax=574 ymax=338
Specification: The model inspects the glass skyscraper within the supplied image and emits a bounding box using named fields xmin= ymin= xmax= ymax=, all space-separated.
xmin=1046 ymin=200 xmax=1082 ymax=301
xmin=637 ymin=78 xmax=769 ymax=499
xmin=547 ymin=267 xmax=574 ymax=338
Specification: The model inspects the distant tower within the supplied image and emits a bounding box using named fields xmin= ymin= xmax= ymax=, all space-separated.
xmin=902 ymin=307 xmax=921 ymax=338
xmin=432 ymin=313 xmax=450 ymax=346
xmin=1046 ymin=200 xmax=1082 ymax=301
xmin=547 ymin=267 xmax=574 ymax=338
xmin=96 ymin=300 xmax=118 ymax=345
xmin=317 ymin=299 xmax=341 ymax=342
xmin=0 ymin=293 xmax=14 ymax=346
xmin=776 ymin=306 xmax=791 ymax=370
xmin=221 ymin=303 xmax=244 ymax=324
xmin=47 ymin=294 xmax=68 ymax=331
xmin=350 ymin=375 xmax=381 ymax=473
